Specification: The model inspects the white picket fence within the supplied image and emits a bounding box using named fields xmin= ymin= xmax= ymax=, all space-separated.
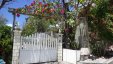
xmin=19 ymin=33 xmax=61 ymax=64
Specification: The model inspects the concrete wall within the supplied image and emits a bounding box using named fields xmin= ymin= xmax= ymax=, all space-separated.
xmin=63 ymin=49 xmax=80 ymax=64
xmin=12 ymin=30 xmax=21 ymax=64
xmin=58 ymin=34 xmax=63 ymax=62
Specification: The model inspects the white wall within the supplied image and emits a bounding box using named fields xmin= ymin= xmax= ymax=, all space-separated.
xmin=63 ymin=49 xmax=80 ymax=64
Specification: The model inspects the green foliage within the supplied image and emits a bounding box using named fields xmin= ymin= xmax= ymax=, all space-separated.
xmin=0 ymin=15 xmax=12 ymax=64
xmin=21 ymin=16 xmax=57 ymax=36
xmin=88 ymin=0 xmax=113 ymax=57
xmin=92 ymin=0 xmax=103 ymax=5
xmin=79 ymin=0 xmax=85 ymax=3
xmin=95 ymin=0 xmax=109 ymax=19
xmin=90 ymin=40 xmax=107 ymax=57
xmin=89 ymin=0 xmax=113 ymax=41
xmin=70 ymin=42 xmax=80 ymax=50
xmin=67 ymin=19 xmax=75 ymax=27
xmin=0 ymin=26 xmax=12 ymax=64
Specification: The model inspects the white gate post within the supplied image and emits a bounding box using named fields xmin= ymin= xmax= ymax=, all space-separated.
xmin=12 ymin=30 xmax=21 ymax=64
xmin=58 ymin=34 xmax=63 ymax=62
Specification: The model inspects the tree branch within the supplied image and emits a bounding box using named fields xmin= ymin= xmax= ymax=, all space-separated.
xmin=0 ymin=0 xmax=12 ymax=9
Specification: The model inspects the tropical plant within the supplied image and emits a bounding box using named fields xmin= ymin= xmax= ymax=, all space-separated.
xmin=0 ymin=15 xmax=12 ymax=64
xmin=21 ymin=16 xmax=59 ymax=36
xmin=0 ymin=26 xmax=12 ymax=64
xmin=88 ymin=0 xmax=113 ymax=57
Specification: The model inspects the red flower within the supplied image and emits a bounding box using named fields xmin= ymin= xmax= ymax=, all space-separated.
xmin=42 ymin=8 xmax=45 ymax=13
xmin=16 ymin=13 xmax=20 ymax=17
xmin=60 ymin=9 xmax=65 ymax=14
xmin=33 ymin=1 xmax=35 ymax=4
xmin=39 ymin=2 xmax=42 ymax=5
xmin=31 ymin=3 xmax=34 ymax=6
xmin=44 ymin=4 xmax=48 ymax=7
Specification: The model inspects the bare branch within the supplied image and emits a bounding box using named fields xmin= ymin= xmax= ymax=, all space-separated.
xmin=0 ymin=0 xmax=12 ymax=9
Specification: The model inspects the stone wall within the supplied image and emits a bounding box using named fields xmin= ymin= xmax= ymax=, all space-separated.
xmin=12 ymin=30 xmax=21 ymax=64
xmin=58 ymin=34 xmax=63 ymax=62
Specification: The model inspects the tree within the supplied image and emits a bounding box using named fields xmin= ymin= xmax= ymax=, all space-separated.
xmin=13 ymin=0 xmax=91 ymax=49
xmin=0 ymin=0 xmax=13 ymax=9
xmin=13 ymin=0 xmax=113 ymax=49
xmin=0 ymin=15 xmax=12 ymax=64
xmin=14 ymin=0 xmax=79 ymax=49
xmin=0 ymin=26 xmax=12 ymax=64
xmin=21 ymin=16 xmax=58 ymax=36
xmin=86 ymin=0 xmax=113 ymax=57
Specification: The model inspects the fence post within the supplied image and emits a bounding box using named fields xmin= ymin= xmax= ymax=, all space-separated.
xmin=12 ymin=30 xmax=21 ymax=64
xmin=58 ymin=34 xmax=63 ymax=63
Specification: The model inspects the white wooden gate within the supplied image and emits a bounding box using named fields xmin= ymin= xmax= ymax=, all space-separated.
xmin=19 ymin=33 xmax=61 ymax=64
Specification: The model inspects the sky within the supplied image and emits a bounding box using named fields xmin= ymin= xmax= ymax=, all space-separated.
xmin=0 ymin=0 xmax=34 ymax=28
